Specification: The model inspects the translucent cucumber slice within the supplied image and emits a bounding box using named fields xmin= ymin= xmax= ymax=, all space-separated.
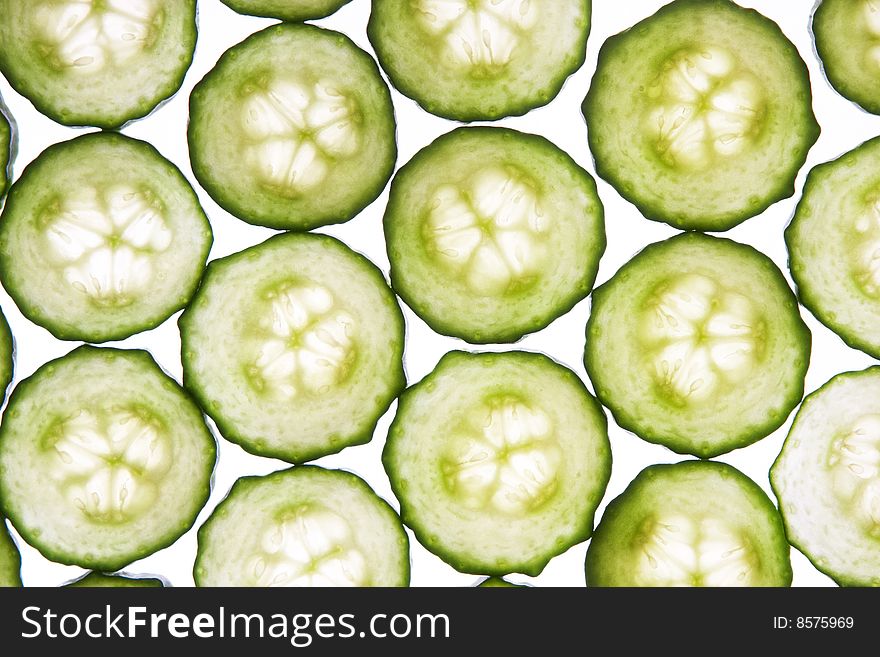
xmin=219 ymin=0 xmax=353 ymax=21
xmin=195 ymin=466 xmax=409 ymax=587
xmin=65 ymin=572 xmax=164 ymax=587
xmin=188 ymin=23 xmax=396 ymax=230
xmin=477 ymin=577 xmax=522 ymax=588
xmin=179 ymin=232 xmax=405 ymax=464
xmin=0 ymin=132 xmax=212 ymax=343
xmin=368 ymin=0 xmax=590 ymax=121
xmin=385 ymin=127 xmax=604 ymax=343
xmin=586 ymin=461 xmax=792 ymax=587
xmin=0 ymin=96 xmax=13 ymax=202
xmin=0 ymin=346 xmax=216 ymax=571
xmin=585 ymin=232 xmax=810 ymax=458
xmin=0 ymin=307 xmax=13 ymax=404
xmin=771 ymin=368 xmax=880 ymax=586
xmin=384 ymin=351 xmax=611 ymax=577
xmin=0 ymin=0 xmax=197 ymax=129
xmin=583 ymin=0 xmax=819 ymax=230
xmin=813 ymin=0 xmax=880 ymax=114
xmin=786 ymin=136 xmax=880 ymax=358
xmin=0 ymin=519 xmax=21 ymax=587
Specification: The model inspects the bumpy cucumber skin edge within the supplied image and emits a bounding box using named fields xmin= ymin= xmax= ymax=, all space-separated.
xmin=785 ymin=138 xmax=880 ymax=359
xmin=0 ymin=132 xmax=213 ymax=343
xmin=187 ymin=24 xmax=397 ymax=231
xmin=383 ymin=350 xmax=611 ymax=577
xmin=179 ymin=232 xmax=407 ymax=465
xmin=811 ymin=0 xmax=880 ymax=116
xmin=581 ymin=0 xmax=820 ymax=231
xmin=586 ymin=461 xmax=793 ymax=587
xmin=0 ymin=2 xmax=198 ymax=130
xmin=0 ymin=95 xmax=15 ymax=203
xmin=769 ymin=367 xmax=880 ymax=588
xmin=385 ymin=127 xmax=606 ymax=344
xmin=584 ymin=233 xmax=811 ymax=459
xmin=193 ymin=466 xmax=411 ymax=587
xmin=0 ymin=345 xmax=217 ymax=572
xmin=219 ymin=0 xmax=353 ymax=22
xmin=65 ymin=572 xmax=166 ymax=588
xmin=366 ymin=1 xmax=591 ymax=122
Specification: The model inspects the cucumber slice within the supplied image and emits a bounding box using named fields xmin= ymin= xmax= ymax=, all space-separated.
xmin=0 ymin=132 xmax=212 ymax=343
xmin=0 ymin=96 xmax=13 ymax=202
xmin=188 ymin=23 xmax=396 ymax=230
xmin=0 ymin=0 xmax=197 ymax=129
xmin=385 ymin=127 xmax=605 ymax=343
xmin=219 ymin=0 xmax=353 ymax=21
xmin=583 ymin=0 xmax=819 ymax=230
xmin=585 ymin=232 xmax=810 ymax=458
xmin=586 ymin=461 xmax=792 ymax=587
xmin=786 ymin=136 xmax=880 ymax=359
xmin=477 ymin=577 xmax=522 ymax=588
xmin=0 ymin=307 xmax=13 ymax=404
xmin=0 ymin=519 xmax=21 ymax=587
xmin=65 ymin=572 xmax=164 ymax=587
xmin=0 ymin=346 xmax=216 ymax=571
xmin=813 ymin=0 xmax=880 ymax=115
xmin=384 ymin=351 xmax=611 ymax=577
xmin=195 ymin=466 xmax=409 ymax=587
xmin=771 ymin=368 xmax=880 ymax=587
xmin=367 ymin=0 xmax=590 ymax=121
xmin=180 ymin=232 xmax=405 ymax=464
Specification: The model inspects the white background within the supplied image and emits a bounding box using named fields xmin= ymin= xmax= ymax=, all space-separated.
xmin=2 ymin=0 xmax=875 ymax=587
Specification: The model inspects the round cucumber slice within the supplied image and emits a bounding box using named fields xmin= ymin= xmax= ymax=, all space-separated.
xmin=0 ymin=519 xmax=21 ymax=587
xmin=771 ymin=368 xmax=880 ymax=587
xmin=65 ymin=572 xmax=164 ymax=587
xmin=813 ymin=0 xmax=880 ymax=115
xmin=786 ymin=136 xmax=880 ymax=359
xmin=0 ymin=96 xmax=13 ymax=202
xmin=0 ymin=132 xmax=212 ymax=343
xmin=0 ymin=346 xmax=216 ymax=571
xmin=367 ymin=0 xmax=590 ymax=121
xmin=385 ymin=127 xmax=605 ymax=344
xmin=0 ymin=0 xmax=197 ymax=129
xmin=219 ymin=0 xmax=353 ymax=21
xmin=188 ymin=23 xmax=396 ymax=231
xmin=586 ymin=461 xmax=792 ymax=587
xmin=384 ymin=351 xmax=611 ymax=577
xmin=585 ymin=232 xmax=810 ymax=458
xmin=195 ymin=466 xmax=409 ymax=587
xmin=583 ymin=0 xmax=819 ymax=230
xmin=180 ymin=232 xmax=405 ymax=464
